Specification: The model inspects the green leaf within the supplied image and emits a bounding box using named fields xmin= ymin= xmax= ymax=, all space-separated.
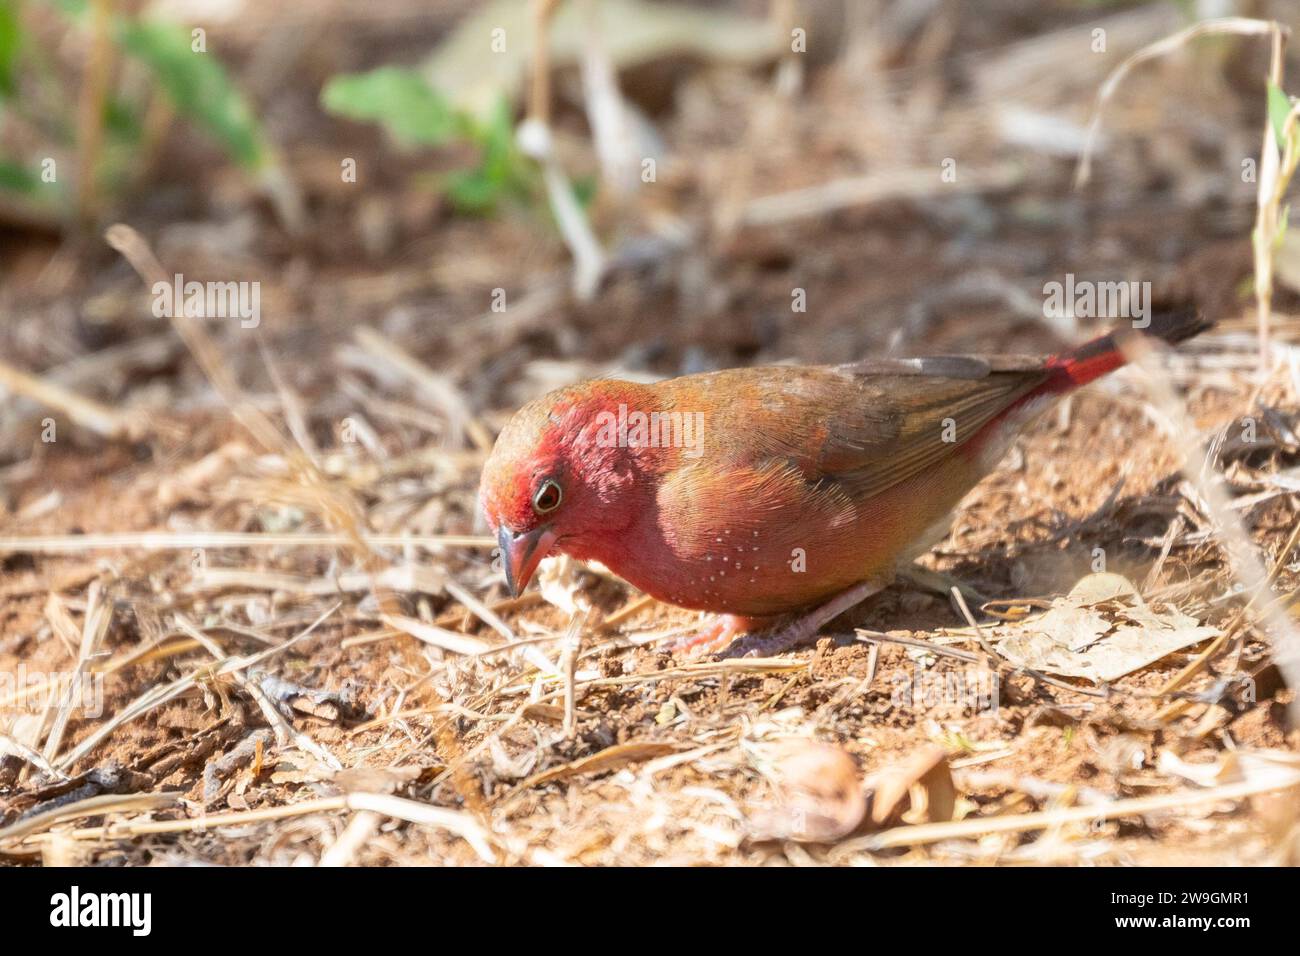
xmin=321 ymin=66 xmax=458 ymax=147
xmin=117 ymin=20 xmax=265 ymax=169
xmin=103 ymin=95 xmax=140 ymax=141
xmin=0 ymin=157 xmax=39 ymax=193
xmin=1268 ymin=81 xmax=1293 ymax=152
xmin=0 ymin=0 xmax=21 ymax=98
xmin=570 ymin=175 xmax=597 ymax=210
xmin=444 ymin=167 xmax=502 ymax=213
xmin=441 ymin=96 xmax=537 ymax=214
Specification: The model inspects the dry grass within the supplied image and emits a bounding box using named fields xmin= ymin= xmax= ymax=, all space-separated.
xmin=2 ymin=324 xmax=1297 ymax=865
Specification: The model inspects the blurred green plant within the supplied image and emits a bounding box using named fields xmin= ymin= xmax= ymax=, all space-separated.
xmin=321 ymin=65 xmax=549 ymax=216
xmin=1264 ymin=79 xmax=1297 ymax=243
xmin=321 ymin=65 xmax=458 ymax=148
xmin=0 ymin=1 xmax=20 ymax=97
xmin=1252 ymin=73 xmax=1299 ymax=361
xmin=0 ymin=1 xmax=37 ymax=199
xmin=117 ymin=19 xmax=267 ymax=172
xmin=0 ymin=0 xmax=274 ymax=222
xmin=1073 ymin=17 xmax=1300 ymax=375
xmin=0 ymin=156 xmax=39 ymax=191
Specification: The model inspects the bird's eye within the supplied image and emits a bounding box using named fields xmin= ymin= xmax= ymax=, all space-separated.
xmin=532 ymin=479 xmax=562 ymax=514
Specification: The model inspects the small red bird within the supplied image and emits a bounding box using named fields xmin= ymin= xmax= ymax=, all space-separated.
xmin=480 ymin=313 xmax=1205 ymax=656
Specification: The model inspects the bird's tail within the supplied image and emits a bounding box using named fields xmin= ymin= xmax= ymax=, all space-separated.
xmin=1044 ymin=309 xmax=1210 ymax=391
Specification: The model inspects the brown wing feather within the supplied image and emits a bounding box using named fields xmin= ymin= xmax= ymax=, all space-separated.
xmin=824 ymin=368 xmax=1046 ymax=499
xmin=660 ymin=358 xmax=1049 ymax=503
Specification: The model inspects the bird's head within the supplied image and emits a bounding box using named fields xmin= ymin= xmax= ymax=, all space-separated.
xmin=479 ymin=380 xmax=663 ymax=595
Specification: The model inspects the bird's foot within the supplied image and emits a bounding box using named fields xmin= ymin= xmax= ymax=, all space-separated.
xmin=718 ymin=576 xmax=891 ymax=659
xmin=672 ymin=614 xmax=763 ymax=657
xmin=895 ymin=563 xmax=987 ymax=607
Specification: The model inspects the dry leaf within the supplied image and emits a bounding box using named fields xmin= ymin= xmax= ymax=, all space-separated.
xmin=1032 ymin=602 xmax=1111 ymax=652
xmin=1067 ymin=571 xmax=1139 ymax=605
xmin=866 ymin=745 xmax=956 ymax=826
xmin=991 ymin=573 xmax=1217 ymax=682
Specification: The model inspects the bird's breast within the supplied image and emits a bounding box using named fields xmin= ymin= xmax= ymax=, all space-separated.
xmin=568 ymin=450 xmax=991 ymax=617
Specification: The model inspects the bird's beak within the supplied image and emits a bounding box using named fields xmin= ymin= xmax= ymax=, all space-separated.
xmin=497 ymin=525 xmax=558 ymax=597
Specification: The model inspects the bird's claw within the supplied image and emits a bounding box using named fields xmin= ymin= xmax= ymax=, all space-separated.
xmin=717 ymin=619 xmax=820 ymax=659
xmin=717 ymin=575 xmax=892 ymax=659
xmin=896 ymin=563 xmax=987 ymax=605
xmin=672 ymin=614 xmax=750 ymax=657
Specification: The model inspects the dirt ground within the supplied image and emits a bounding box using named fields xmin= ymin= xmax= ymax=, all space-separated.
xmin=3 ymin=0 xmax=1300 ymax=866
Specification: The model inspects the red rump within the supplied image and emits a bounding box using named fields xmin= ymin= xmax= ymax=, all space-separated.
xmin=1042 ymin=309 xmax=1208 ymax=394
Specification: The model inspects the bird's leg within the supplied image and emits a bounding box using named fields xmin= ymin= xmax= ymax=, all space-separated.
xmin=718 ymin=575 xmax=892 ymax=659
xmin=894 ymin=563 xmax=987 ymax=606
xmin=673 ymin=613 xmax=771 ymax=656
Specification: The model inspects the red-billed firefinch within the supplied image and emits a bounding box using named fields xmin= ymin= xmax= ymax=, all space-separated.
xmin=480 ymin=312 xmax=1206 ymax=655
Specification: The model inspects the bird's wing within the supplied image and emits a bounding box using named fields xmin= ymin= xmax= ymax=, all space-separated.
xmin=816 ymin=360 xmax=1048 ymax=500
xmin=676 ymin=359 xmax=1051 ymax=503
